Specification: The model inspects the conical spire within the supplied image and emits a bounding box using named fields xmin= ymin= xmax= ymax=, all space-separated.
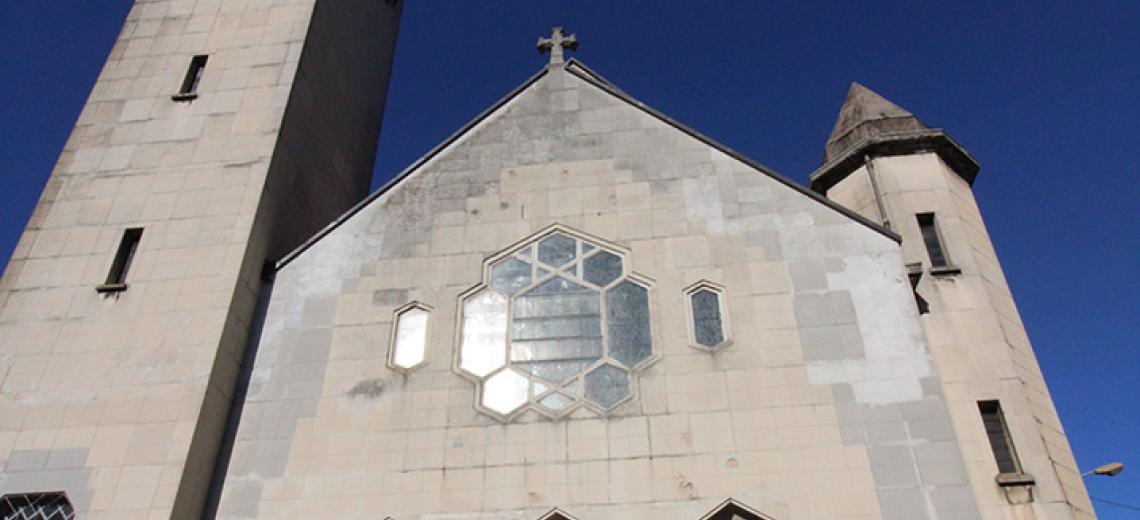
xmin=823 ymin=82 xmax=928 ymax=163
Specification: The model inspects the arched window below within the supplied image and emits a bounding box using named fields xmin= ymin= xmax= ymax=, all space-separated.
xmin=0 ymin=492 xmax=75 ymax=520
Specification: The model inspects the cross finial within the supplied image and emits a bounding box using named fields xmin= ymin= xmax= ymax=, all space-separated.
xmin=537 ymin=26 xmax=578 ymax=65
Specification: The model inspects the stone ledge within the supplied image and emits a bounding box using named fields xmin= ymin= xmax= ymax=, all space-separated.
xmin=95 ymin=282 xmax=128 ymax=293
xmin=996 ymin=472 xmax=1036 ymax=487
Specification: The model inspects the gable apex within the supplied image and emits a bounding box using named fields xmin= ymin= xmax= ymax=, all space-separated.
xmin=277 ymin=60 xmax=900 ymax=269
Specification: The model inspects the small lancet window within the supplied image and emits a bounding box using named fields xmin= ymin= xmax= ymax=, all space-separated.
xmin=916 ymin=212 xmax=950 ymax=268
xmin=388 ymin=303 xmax=431 ymax=372
xmin=684 ymin=281 xmax=730 ymax=350
xmin=174 ymin=54 xmax=208 ymax=100
xmin=537 ymin=508 xmax=579 ymax=520
xmin=0 ymin=492 xmax=76 ymax=520
xmin=97 ymin=227 xmax=142 ymax=293
xmin=978 ymin=400 xmax=1022 ymax=475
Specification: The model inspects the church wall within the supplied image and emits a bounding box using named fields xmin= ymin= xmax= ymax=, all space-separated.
xmin=0 ymin=1 xmax=401 ymax=518
xmin=824 ymin=152 xmax=1093 ymax=519
xmin=218 ymin=69 xmax=978 ymax=519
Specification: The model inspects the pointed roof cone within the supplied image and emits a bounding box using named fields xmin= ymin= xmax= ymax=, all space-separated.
xmin=822 ymin=82 xmax=929 ymax=164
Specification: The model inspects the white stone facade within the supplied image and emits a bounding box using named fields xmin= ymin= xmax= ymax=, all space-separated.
xmin=0 ymin=5 xmax=1092 ymax=520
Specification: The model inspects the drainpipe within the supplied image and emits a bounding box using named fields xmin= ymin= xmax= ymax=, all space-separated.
xmin=865 ymin=155 xmax=891 ymax=230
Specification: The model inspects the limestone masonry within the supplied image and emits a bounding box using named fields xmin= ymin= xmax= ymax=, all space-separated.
xmin=0 ymin=3 xmax=1093 ymax=520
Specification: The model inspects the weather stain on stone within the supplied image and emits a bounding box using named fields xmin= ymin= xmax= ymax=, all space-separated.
xmin=372 ymin=289 xmax=408 ymax=305
xmin=499 ymin=201 xmax=510 ymax=209
xmin=347 ymin=379 xmax=385 ymax=399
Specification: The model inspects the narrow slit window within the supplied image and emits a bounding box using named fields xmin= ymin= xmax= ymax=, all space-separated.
xmin=978 ymin=400 xmax=1021 ymax=474
xmin=916 ymin=213 xmax=949 ymax=268
xmin=684 ymin=282 xmax=730 ymax=350
xmin=389 ymin=304 xmax=431 ymax=371
xmin=105 ymin=228 xmax=143 ymax=287
xmin=177 ymin=55 xmax=208 ymax=97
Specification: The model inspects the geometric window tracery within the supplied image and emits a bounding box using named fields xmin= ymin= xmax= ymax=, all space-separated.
xmin=0 ymin=493 xmax=76 ymax=520
xmin=457 ymin=226 xmax=656 ymax=421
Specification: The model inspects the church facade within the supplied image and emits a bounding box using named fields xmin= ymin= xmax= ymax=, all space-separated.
xmin=0 ymin=3 xmax=1094 ymax=520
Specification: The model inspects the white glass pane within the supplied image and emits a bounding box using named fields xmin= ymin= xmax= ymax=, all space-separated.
xmin=511 ymin=276 xmax=603 ymax=381
xmin=459 ymin=290 xmax=509 ymax=377
xmin=392 ymin=308 xmax=428 ymax=369
xmin=483 ymin=369 xmax=529 ymax=414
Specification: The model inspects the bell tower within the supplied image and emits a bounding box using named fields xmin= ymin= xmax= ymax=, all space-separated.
xmin=810 ymin=83 xmax=1095 ymax=519
xmin=0 ymin=1 xmax=401 ymax=518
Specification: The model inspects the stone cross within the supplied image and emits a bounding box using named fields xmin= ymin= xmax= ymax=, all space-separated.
xmin=537 ymin=27 xmax=578 ymax=65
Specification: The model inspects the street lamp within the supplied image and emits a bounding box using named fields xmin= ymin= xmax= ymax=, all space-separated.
xmin=1081 ymin=462 xmax=1124 ymax=478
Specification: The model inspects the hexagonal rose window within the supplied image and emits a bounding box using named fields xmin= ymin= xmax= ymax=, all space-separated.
xmin=456 ymin=227 xmax=655 ymax=420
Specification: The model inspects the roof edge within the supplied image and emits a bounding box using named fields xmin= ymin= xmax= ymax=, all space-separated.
xmin=275 ymin=65 xmax=552 ymax=270
xmin=278 ymin=59 xmax=904 ymax=271
xmin=562 ymin=63 xmax=901 ymax=244
xmin=809 ymin=130 xmax=980 ymax=194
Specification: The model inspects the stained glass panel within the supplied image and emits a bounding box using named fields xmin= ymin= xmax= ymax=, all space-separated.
xmin=583 ymin=251 xmax=623 ymax=287
xmin=489 ymin=257 xmax=532 ymax=295
xmin=606 ymin=281 xmax=652 ymax=367
xmin=584 ymin=363 xmax=631 ymax=409
xmin=456 ymin=228 xmax=658 ymax=420
xmin=537 ymin=233 xmax=577 ymax=267
xmin=691 ymin=289 xmax=725 ymax=347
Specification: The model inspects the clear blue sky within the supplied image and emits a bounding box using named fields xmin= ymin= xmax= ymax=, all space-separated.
xmin=1 ymin=1 xmax=1137 ymax=516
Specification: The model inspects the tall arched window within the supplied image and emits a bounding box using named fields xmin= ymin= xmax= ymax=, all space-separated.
xmin=456 ymin=226 xmax=656 ymax=420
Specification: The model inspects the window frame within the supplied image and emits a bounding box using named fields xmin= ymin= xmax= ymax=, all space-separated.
xmin=915 ymin=212 xmax=957 ymax=273
xmin=453 ymin=224 xmax=659 ymax=422
xmin=0 ymin=491 xmax=76 ymax=520
xmin=978 ymin=400 xmax=1025 ymax=476
xmin=96 ymin=227 xmax=143 ymax=293
xmin=173 ymin=54 xmax=208 ymax=101
xmin=386 ymin=301 xmax=433 ymax=373
xmin=682 ymin=280 xmax=733 ymax=352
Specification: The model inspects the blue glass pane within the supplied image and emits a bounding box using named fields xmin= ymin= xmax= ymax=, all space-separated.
xmin=537 ymin=233 xmax=577 ymax=267
xmin=584 ymin=363 xmax=631 ymax=409
xmin=692 ymin=289 xmax=724 ymax=347
xmin=489 ymin=257 xmax=531 ymax=295
xmin=583 ymin=251 xmax=623 ymax=287
xmin=606 ymin=281 xmax=652 ymax=367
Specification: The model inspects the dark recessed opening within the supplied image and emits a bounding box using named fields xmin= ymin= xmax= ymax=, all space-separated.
xmin=978 ymin=400 xmax=1021 ymax=474
xmin=916 ymin=212 xmax=949 ymax=268
xmin=105 ymin=227 xmax=143 ymax=287
xmin=175 ymin=54 xmax=208 ymax=99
